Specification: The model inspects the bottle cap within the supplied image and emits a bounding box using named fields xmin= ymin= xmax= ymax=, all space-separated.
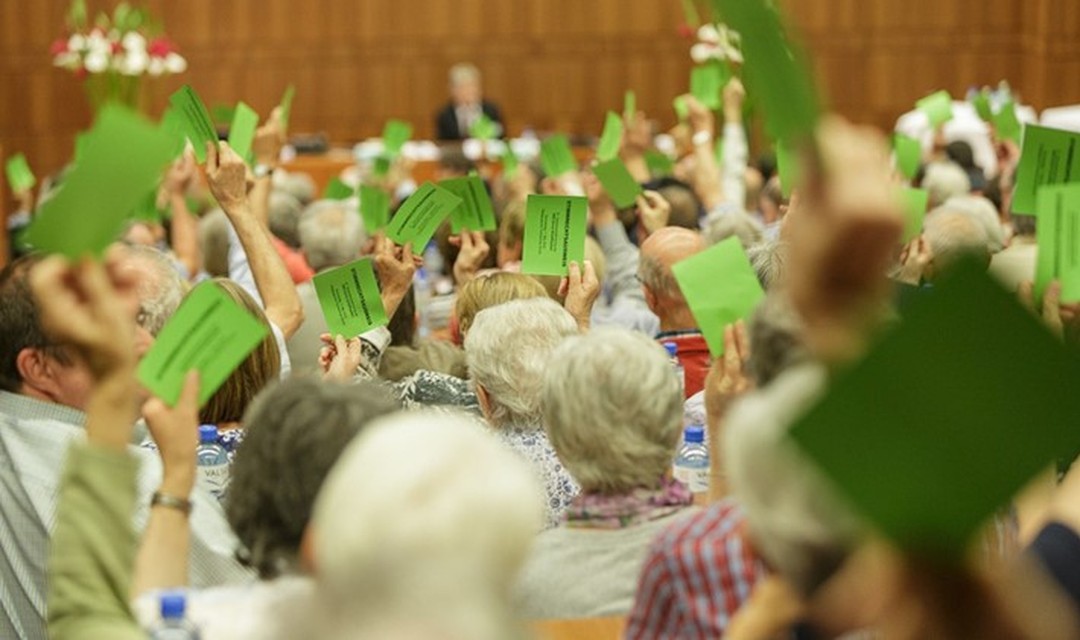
xmin=198 ymin=424 xmax=218 ymax=444
xmin=160 ymin=591 xmax=186 ymax=619
xmin=662 ymin=342 xmax=678 ymax=358
xmin=684 ymin=425 xmax=705 ymax=443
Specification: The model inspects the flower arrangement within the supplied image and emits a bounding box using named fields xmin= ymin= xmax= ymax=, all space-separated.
xmin=50 ymin=1 xmax=186 ymax=112
xmin=689 ymin=23 xmax=743 ymax=66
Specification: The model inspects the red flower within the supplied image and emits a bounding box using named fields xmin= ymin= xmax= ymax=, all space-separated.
xmin=74 ymin=67 xmax=88 ymax=79
xmin=111 ymin=40 xmax=123 ymax=54
xmin=676 ymin=23 xmax=695 ymax=39
xmin=148 ymin=37 xmax=174 ymax=58
xmin=50 ymin=38 xmax=69 ymax=56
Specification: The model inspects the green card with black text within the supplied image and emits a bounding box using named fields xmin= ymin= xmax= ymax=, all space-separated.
xmin=440 ymin=175 xmax=497 ymax=233
xmin=385 ymin=182 xmax=461 ymax=248
xmin=312 ymin=258 xmax=388 ymax=338
xmin=1035 ymin=183 xmax=1080 ymax=303
xmin=1012 ymin=125 xmax=1080 ymax=215
xmin=521 ymin=194 xmax=588 ymax=276
xmin=168 ymin=84 xmax=217 ymax=162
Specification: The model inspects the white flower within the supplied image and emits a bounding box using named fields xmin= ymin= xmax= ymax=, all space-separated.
xmin=690 ymin=43 xmax=715 ymax=64
xmin=68 ymin=34 xmax=86 ymax=52
xmin=53 ymin=52 xmax=81 ymax=69
xmin=148 ymin=58 xmax=166 ymax=76
xmin=84 ymin=49 xmax=109 ymax=73
xmin=122 ymin=31 xmax=147 ymax=52
xmin=120 ymin=50 xmax=149 ymax=75
xmin=697 ymin=24 xmax=720 ymax=44
xmin=164 ymin=53 xmax=187 ymax=74
xmin=86 ymin=31 xmax=110 ymax=54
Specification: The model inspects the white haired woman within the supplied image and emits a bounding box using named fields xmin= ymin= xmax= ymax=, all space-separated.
xmin=465 ymin=298 xmax=582 ymax=529
xmin=515 ymin=327 xmax=697 ymax=618
xmin=311 ymin=411 xmax=543 ymax=640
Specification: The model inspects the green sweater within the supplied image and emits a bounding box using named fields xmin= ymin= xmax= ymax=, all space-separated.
xmin=48 ymin=442 xmax=145 ymax=640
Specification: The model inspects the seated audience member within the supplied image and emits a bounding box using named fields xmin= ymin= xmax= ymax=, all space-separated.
xmin=312 ymin=412 xmax=542 ymax=640
xmin=921 ymin=160 xmax=971 ymax=209
xmin=516 ymin=328 xmax=696 ymax=619
xmin=656 ymin=179 xmax=703 ymax=231
xmin=3 ymin=253 xmax=248 ymax=640
xmin=922 ymin=208 xmax=992 ymax=281
xmin=990 ymin=214 xmax=1036 ymax=292
xmin=434 ymin=63 xmax=503 ymax=141
xmin=198 ymin=208 xmax=231 ymax=278
xmin=748 ymin=239 xmax=788 ymax=290
xmin=945 ymin=139 xmax=987 ymax=193
xmin=286 ymin=201 xmax=366 ymax=375
xmin=942 ymin=194 xmax=1005 ymax=253
xmin=377 ymin=286 xmax=469 ymax=381
xmin=273 ymin=171 xmax=317 ymax=206
xmin=496 ymin=199 xmax=526 ymax=271
xmin=639 ymin=227 xmax=710 ymax=397
xmin=267 ymin=191 xmax=314 ymax=284
xmin=464 ymin=298 xmax=582 ymax=528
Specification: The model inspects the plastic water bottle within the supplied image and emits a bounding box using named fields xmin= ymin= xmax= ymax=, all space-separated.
xmin=422 ymin=240 xmax=444 ymax=277
xmin=662 ymin=342 xmax=685 ymax=397
xmin=149 ymin=591 xmax=201 ymax=639
xmin=673 ymin=425 xmax=710 ymax=494
xmin=414 ymin=267 xmax=432 ymax=339
xmin=196 ymin=425 xmax=230 ymax=502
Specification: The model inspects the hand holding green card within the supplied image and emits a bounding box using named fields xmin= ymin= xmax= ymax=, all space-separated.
xmin=382 ymin=120 xmax=413 ymax=157
xmin=227 ymin=101 xmax=259 ymax=163
xmin=168 ymin=84 xmax=217 ymax=163
xmin=359 ymin=185 xmax=391 ymax=232
xmin=5 ymin=153 xmax=35 ymax=193
xmin=385 ymin=182 xmax=461 ymax=248
xmin=790 ymin=260 xmax=1080 ymax=559
xmin=690 ymin=63 xmax=724 ymax=111
xmin=671 ymin=237 xmax=765 ymax=356
xmin=993 ymin=99 xmax=1023 ymax=144
xmin=540 ymin=135 xmax=578 ymax=177
xmin=137 ymin=282 xmax=270 ymax=407
xmin=440 ymin=175 xmax=497 ymax=233
xmin=312 ymin=258 xmax=389 ymax=338
xmin=592 ymin=158 xmax=643 ymax=209
xmin=1012 ymin=124 xmax=1080 ymax=215
xmin=916 ymin=90 xmax=954 ymax=128
xmin=25 ymin=105 xmax=175 ymax=258
xmin=324 ymin=177 xmax=355 ymax=200
xmin=521 ymin=194 xmax=588 ymax=276
xmin=596 ymin=112 xmax=624 ymax=164
xmin=1035 ymin=183 xmax=1080 ymax=303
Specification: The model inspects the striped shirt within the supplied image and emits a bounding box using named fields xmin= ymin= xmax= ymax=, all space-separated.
xmin=0 ymin=391 xmax=253 ymax=639
xmin=625 ymin=499 xmax=766 ymax=639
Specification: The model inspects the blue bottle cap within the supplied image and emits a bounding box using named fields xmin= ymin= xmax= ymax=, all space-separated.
xmin=198 ymin=424 xmax=218 ymax=444
xmin=684 ymin=425 xmax=705 ymax=443
xmin=160 ymin=591 xmax=186 ymax=619
xmin=662 ymin=342 xmax=678 ymax=358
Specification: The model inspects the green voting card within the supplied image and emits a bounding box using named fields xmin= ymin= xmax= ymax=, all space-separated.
xmin=624 ymin=90 xmax=637 ymax=121
xmin=382 ymin=120 xmax=412 ymax=157
xmin=159 ymin=107 xmax=188 ymax=157
xmin=502 ymin=145 xmax=519 ymax=179
xmin=227 ymin=101 xmax=259 ymax=163
xmin=596 ymin=112 xmax=624 ymax=163
xmin=971 ymin=91 xmax=993 ymax=121
xmin=372 ymin=154 xmax=392 ymax=178
xmin=715 ymin=0 xmax=818 ymax=143
xmin=645 ymin=151 xmax=675 ymax=177
xmin=994 ymin=99 xmax=1022 ymax=144
xmin=540 ymin=134 xmax=577 ymax=177
xmin=359 ymin=185 xmax=390 ymax=232
xmin=790 ymin=260 xmax=1080 ymax=559
xmin=892 ymin=133 xmax=922 ymax=181
xmin=130 ymin=188 xmax=166 ymax=223
xmin=1035 ymin=183 xmax=1080 ymax=303
xmin=776 ymin=143 xmax=800 ymax=198
xmin=916 ymin=90 xmax=954 ymax=128
xmin=1012 ymin=124 xmax=1080 ymax=215
xmin=279 ymin=84 xmax=296 ymax=130
xmin=137 ymin=281 xmax=270 ymax=407
xmin=440 ymin=175 xmax=497 ymax=233
xmin=211 ymin=104 xmax=236 ymax=125
xmin=521 ymin=194 xmax=588 ymax=276
xmin=385 ymin=182 xmax=461 ymax=248
xmin=470 ymin=113 xmax=497 ymax=140
xmin=593 ymin=158 xmax=643 ymax=209
xmin=324 ymin=177 xmax=355 ymax=200
xmin=5 ymin=153 xmax=35 ymax=193
xmin=671 ymin=237 xmax=765 ymax=356
xmin=312 ymin=257 xmax=389 ymax=338
xmin=900 ymin=187 xmax=929 ymax=243
xmin=168 ymin=85 xmax=217 ymax=163
xmin=25 ymin=105 xmax=174 ymax=258
xmin=690 ymin=62 xmax=724 ymax=111
xmin=673 ymin=95 xmax=689 ymax=122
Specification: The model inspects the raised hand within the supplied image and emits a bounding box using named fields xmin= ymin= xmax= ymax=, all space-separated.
xmin=896 ymin=235 xmax=931 ymax=286
xmin=142 ymin=371 xmax=200 ymax=495
xmin=450 ymin=230 xmax=490 ymax=285
xmin=162 ymin=147 xmax=197 ymax=197
xmin=559 ymin=260 xmax=601 ymax=331
xmin=636 ymin=190 xmax=672 ymax=236
xmin=372 ymin=235 xmax=418 ymax=318
xmin=253 ymin=107 xmax=286 ymax=168
xmin=319 ymin=333 xmax=364 ymax=383
xmin=205 ymin=141 xmax=251 ymax=212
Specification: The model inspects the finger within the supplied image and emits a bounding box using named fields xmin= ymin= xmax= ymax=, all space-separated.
xmin=734 ymin=319 xmax=751 ymax=362
xmin=176 ymin=370 xmax=201 ymax=409
xmin=334 ymin=334 xmax=348 ymax=356
xmin=1044 ymin=280 xmax=1063 ymax=321
xmin=582 ymin=260 xmax=598 ymax=286
xmin=722 ymin=324 xmax=740 ymax=372
xmin=206 ymin=141 xmax=217 ymax=169
xmin=557 ymin=277 xmax=569 ymax=298
xmin=448 ymin=235 xmax=462 ymax=247
xmin=567 ymin=260 xmax=581 ymax=285
xmin=460 ymin=232 xmax=472 ymax=250
xmin=642 ymin=190 xmax=661 ymax=206
xmin=402 ymin=242 xmax=414 ymax=265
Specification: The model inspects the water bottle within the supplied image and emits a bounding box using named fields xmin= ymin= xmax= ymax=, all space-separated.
xmin=673 ymin=425 xmax=710 ymax=494
xmin=422 ymin=239 xmax=445 ymax=277
xmin=414 ymin=267 xmax=432 ymax=339
xmin=196 ymin=425 xmax=230 ymax=502
xmin=149 ymin=591 xmax=201 ymax=639
xmin=662 ymin=342 xmax=685 ymax=397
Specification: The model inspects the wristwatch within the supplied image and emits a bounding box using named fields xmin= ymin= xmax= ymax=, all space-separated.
xmin=692 ymin=130 xmax=713 ymax=147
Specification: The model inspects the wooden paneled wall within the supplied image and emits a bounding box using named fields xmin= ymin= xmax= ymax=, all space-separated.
xmin=2 ymin=0 xmax=1078 ymax=179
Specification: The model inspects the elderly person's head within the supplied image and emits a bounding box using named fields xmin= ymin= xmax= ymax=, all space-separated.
xmin=725 ymin=365 xmax=863 ymax=596
xmin=923 ymin=208 xmax=991 ymax=280
xmin=465 ymin=298 xmax=577 ymax=428
xmin=496 ymin=200 xmax=527 ymax=267
xmin=448 ymin=63 xmax=483 ymax=107
xmin=747 ymin=292 xmax=807 ymax=388
xmin=922 ymin=161 xmax=971 ymax=209
xmin=942 ymin=195 xmax=1005 ymax=253
xmin=268 ymin=191 xmax=305 ymax=249
xmin=273 ymin=171 xmax=317 ymax=206
xmin=312 ymin=411 xmax=542 ymax=640
xmin=453 ymin=271 xmax=547 ymax=338
xmin=638 ymin=227 xmax=705 ymax=328
xmin=298 ymin=201 xmax=365 ymax=273
xmin=748 ymin=239 xmax=787 ymax=290
xmin=543 ymin=328 xmax=682 ymax=494
xmin=227 ymin=377 xmax=399 ymax=579
xmin=198 ymin=208 xmax=231 ymax=278
xmin=115 ymin=243 xmax=188 ymax=339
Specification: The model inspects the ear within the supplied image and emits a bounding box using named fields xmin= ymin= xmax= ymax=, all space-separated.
xmin=642 ymin=283 xmax=660 ymax=314
xmin=15 ymin=348 xmax=61 ymax=400
xmin=299 ymin=525 xmax=318 ymax=576
xmin=475 ymin=383 xmax=493 ymax=421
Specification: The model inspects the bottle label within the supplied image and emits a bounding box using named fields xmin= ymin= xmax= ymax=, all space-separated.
xmin=673 ymin=464 xmax=709 ymax=494
xmin=198 ymin=464 xmax=230 ymax=500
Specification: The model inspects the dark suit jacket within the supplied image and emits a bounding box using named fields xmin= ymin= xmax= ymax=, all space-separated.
xmin=434 ymin=100 xmax=503 ymax=141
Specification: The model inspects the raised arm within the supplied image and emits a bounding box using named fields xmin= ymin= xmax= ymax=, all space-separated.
xmin=162 ymin=149 xmax=200 ymax=279
xmin=685 ymin=96 xmax=724 ymax=212
xmin=206 ymin=141 xmax=304 ymax=338
xmin=249 ymin=107 xmax=286 ymax=229
xmin=720 ymin=79 xmax=749 ymax=212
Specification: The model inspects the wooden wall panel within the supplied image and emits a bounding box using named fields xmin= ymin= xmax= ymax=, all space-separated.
xmin=2 ymin=0 xmax=1079 ymax=181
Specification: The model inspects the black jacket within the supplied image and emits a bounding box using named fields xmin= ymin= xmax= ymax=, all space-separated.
xmin=434 ymin=100 xmax=503 ymax=141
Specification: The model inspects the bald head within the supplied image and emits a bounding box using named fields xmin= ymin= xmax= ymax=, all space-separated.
xmin=638 ymin=227 xmax=706 ymax=302
xmin=924 ymin=209 xmax=990 ymax=279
